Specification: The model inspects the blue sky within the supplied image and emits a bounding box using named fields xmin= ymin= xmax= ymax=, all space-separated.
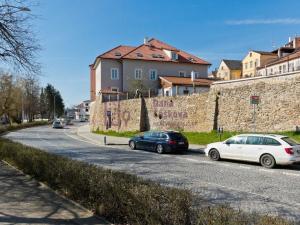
xmin=34 ymin=0 xmax=300 ymax=107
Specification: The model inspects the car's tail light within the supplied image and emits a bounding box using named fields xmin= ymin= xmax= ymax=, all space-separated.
xmin=168 ymin=140 xmax=176 ymax=145
xmin=285 ymin=147 xmax=294 ymax=155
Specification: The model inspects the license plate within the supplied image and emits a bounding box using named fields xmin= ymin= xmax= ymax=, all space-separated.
xmin=178 ymin=142 xmax=184 ymax=145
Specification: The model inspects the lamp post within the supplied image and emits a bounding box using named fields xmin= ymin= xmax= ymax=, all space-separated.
xmin=53 ymin=95 xmax=56 ymax=120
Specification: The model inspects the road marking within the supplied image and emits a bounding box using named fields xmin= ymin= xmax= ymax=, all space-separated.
xmin=239 ymin=165 xmax=251 ymax=169
xmin=259 ymin=169 xmax=274 ymax=173
xmin=282 ymin=172 xmax=300 ymax=177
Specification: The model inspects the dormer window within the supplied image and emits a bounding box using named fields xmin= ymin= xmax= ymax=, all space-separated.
xmin=188 ymin=57 xmax=195 ymax=62
xmin=114 ymin=52 xmax=121 ymax=57
xmin=171 ymin=52 xmax=178 ymax=60
xmin=136 ymin=52 xmax=143 ymax=57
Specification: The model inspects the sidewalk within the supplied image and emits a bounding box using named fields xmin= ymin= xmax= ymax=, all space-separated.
xmin=77 ymin=124 xmax=206 ymax=152
xmin=0 ymin=161 xmax=109 ymax=225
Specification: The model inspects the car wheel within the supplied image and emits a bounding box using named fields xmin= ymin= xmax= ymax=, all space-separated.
xmin=129 ymin=141 xmax=136 ymax=150
xmin=209 ymin=148 xmax=220 ymax=161
xmin=260 ymin=154 xmax=276 ymax=169
xmin=156 ymin=144 xmax=164 ymax=154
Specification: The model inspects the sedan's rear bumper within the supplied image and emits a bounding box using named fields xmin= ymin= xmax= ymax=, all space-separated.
xmin=165 ymin=144 xmax=189 ymax=152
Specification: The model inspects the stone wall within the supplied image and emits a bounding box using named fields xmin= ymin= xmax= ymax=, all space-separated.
xmin=90 ymin=94 xmax=212 ymax=132
xmin=212 ymin=72 xmax=300 ymax=132
xmin=90 ymin=97 xmax=142 ymax=132
xmin=143 ymin=94 xmax=212 ymax=132
xmin=90 ymin=72 xmax=300 ymax=133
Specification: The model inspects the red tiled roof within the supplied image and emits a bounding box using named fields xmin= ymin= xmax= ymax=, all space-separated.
xmin=99 ymin=87 xmax=122 ymax=95
xmin=122 ymin=38 xmax=211 ymax=65
xmin=98 ymin=45 xmax=136 ymax=59
xmin=93 ymin=38 xmax=211 ymax=66
xmin=259 ymin=48 xmax=300 ymax=68
xmin=159 ymin=76 xmax=214 ymax=86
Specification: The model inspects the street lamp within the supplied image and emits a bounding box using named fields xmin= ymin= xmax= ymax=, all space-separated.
xmin=53 ymin=95 xmax=56 ymax=120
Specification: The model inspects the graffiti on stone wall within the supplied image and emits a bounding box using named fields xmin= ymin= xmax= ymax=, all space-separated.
xmin=152 ymin=99 xmax=190 ymax=129
xmin=103 ymin=102 xmax=131 ymax=129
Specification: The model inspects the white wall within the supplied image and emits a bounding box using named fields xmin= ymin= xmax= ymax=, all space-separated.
xmin=162 ymin=86 xmax=209 ymax=96
xmin=257 ymin=57 xmax=300 ymax=76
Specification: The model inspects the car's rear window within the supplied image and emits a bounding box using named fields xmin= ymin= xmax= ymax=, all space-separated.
xmin=282 ymin=137 xmax=299 ymax=146
xmin=167 ymin=132 xmax=185 ymax=140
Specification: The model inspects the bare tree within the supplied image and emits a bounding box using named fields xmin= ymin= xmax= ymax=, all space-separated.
xmin=0 ymin=73 xmax=22 ymax=124
xmin=0 ymin=0 xmax=40 ymax=74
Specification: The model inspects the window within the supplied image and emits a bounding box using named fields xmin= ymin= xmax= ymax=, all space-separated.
xmin=289 ymin=63 xmax=294 ymax=71
xmin=111 ymin=87 xmax=118 ymax=92
xmin=279 ymin=66 xmax=282 ymax=74
xmin=165 ymin=90 xmax=169 ymax=96
xmin=171 ymin=52 xmax=178 ymax=60
xmin=226 ymin=136 xmax=247 ymax=144
xmin=255 ymin=59 xmax=259 ymax=67
xmin=263 ymin=137 xmax=281 ymax=146
xmin=135 ymin=69 xmax=142 ymax=80
xmin=246 ymin=136 xmax=264 ymax=145
xmin=160 ymin=133 xmax=168 ymax=139
xmin=143 ymin=132 xmax=152 ymax=138
xmin=179 ymin=71 xmax=186 ymax=77
xmin=194 ymin=72 xmax=199 ymax=78
xmin=183 ymin=90 xmax=189 ymax=95
xmin=282 ymin=137 xmax=299 ymax=146
xmin=111 ymin=68 xmax=119 ymax=80
xmin=245 ymin=63 xmax=248 ymax=69
xmin=283 ymin=65 xmax=286 ymax=73
xmin=85 ymin=108 xmax=89 ymax=112
xmin=149 ymin=69 xmax=157 ymax=80
xmin=250 ymin=61 xmax=253 ymax=68
xmin=249 ymin=52 xmax=252 ymax=57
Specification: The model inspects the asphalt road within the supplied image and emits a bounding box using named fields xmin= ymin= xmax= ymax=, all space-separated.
xmin=4 ymin=123 xmax=300 ymax=222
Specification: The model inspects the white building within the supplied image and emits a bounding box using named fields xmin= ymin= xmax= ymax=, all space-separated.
xmin=159 ymin=75 xmax=213 ymax=96
xmin=257 ymin=49 xmax=300 ymax=76
xmin=75 ymin=100 xmax=91 ymax=120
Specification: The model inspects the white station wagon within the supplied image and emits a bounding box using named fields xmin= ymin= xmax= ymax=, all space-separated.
xmin=205 ymin=134 xmax=300 ymax=168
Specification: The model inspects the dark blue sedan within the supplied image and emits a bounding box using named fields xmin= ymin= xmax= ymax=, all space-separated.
xmin=129 ymin=131 xmax=189 ymax=154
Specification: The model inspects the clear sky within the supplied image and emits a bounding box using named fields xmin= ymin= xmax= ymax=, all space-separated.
xmin=34 ymin=0 xmax=300 ymax=107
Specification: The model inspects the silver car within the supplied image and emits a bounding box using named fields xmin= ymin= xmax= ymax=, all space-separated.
xmin=52 ymin=121 xmax=64 ymax=129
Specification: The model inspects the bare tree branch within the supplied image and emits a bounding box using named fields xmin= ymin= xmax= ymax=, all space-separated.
xmin=0 ymin=0 xmax=40 ymax=75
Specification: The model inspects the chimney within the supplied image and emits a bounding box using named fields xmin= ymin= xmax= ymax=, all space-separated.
xmin=278 ymin=48 xmax=281 ymax=58
xmin=144 ymin=37 xmax=149 ymax=45
xmin=191 ymin=71 xmax=195 ymax=81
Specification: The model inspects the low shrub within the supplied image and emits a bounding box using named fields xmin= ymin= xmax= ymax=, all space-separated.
xmin=0 ymin=138 xmax=294 ymax=225
xmin=0 ymin=121 xmax=49 ymax=135
xmin=0 ymin=139 xmax=192 ymax=225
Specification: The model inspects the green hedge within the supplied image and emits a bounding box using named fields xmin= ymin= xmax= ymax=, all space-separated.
xmin=0 ymin=139 xmax=293 ymax=225
xmin=0 ymin=139 xmax=191 ymax=225
xmin=0 ymin=121 xmax=49 ymax=135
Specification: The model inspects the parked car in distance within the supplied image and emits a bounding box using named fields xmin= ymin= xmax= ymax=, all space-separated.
xmin=52 ymin=120 xmax=64 ymax=129
xmin=205 ymin=134 xmax=300 ymax=168
xmin=129 ymin=131 xmax=189 ymax=154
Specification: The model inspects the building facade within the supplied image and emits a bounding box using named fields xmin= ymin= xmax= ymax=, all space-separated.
xmin=159 ymin=76 xmax=212 ymax=96
xmin=90 ymin=38 xmax=211 ymax=101
xmin=257 ymin=49 xmax=300 ymax=76
xmin=217 ymin=59 xmax=242 ymax=80
xmin=242 ymin=51 xmax=278 ymax=78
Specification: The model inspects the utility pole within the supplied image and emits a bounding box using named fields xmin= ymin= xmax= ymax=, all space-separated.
xmin=21 ymin=92 xmax=24 ymax=123
xmin=53 ymin=95 xmax=56 ymax=120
